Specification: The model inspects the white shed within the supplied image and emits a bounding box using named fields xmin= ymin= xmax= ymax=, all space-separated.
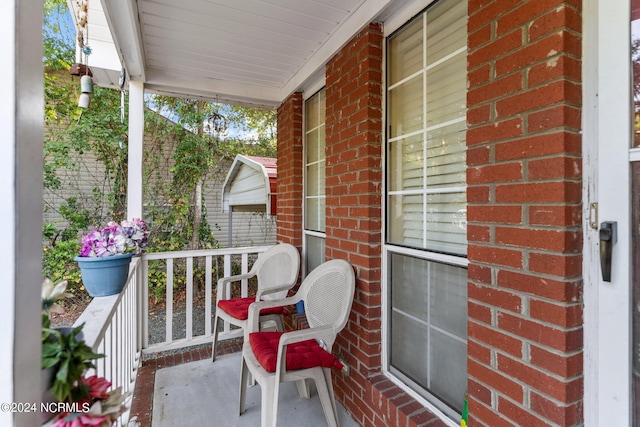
xmin=221 ymin=155 xmax=277 ymax=245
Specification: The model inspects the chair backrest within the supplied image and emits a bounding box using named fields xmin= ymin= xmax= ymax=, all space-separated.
xmin=298 ymin=259 xmax=355 ymax=350
xmin=252 ymin=243 xmax=300 ymax=300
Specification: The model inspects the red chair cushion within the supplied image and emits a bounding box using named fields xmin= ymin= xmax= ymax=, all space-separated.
xmin=217 ymin=297 xmax=288 ymax=321
xmin=249 ymin=331 xmax=343 ymax=373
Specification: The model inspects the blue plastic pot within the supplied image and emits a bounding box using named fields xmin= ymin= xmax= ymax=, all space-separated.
xmin=74 ymin=253 xmax=134 ymax=297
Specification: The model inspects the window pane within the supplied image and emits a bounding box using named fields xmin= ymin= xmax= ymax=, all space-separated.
xmin=305 ymin=197 xmax=325 ymax=232
xmin=389 ymin=253 xmax=467 ymax=413
xmin=426 ymin=55 xmax=467 ymax=126
xmin=305 ymin=89 xmax=326 ymax=234
xmin=389 ymin=194 xmax=424 ymax=246
xmin=305 ymin=234 xmax=325 ymax=273
xmin=389 ymin=135 xmax=424 ymax=192
xmin=389 ymin=16 xmax=424 ymax=85
xmin=389 ymin=76 xmax=423 ymax=138
xmin=426 ymin=122 xmax=467 ymax=189
xmin=306 ymin=95 xmax=319 ymax=131
xmin=307 ymin=129 xmax=320 ymax=163
xmin=386 ymin=0 xmax=467 ymax=256
xmin=426 ymin=0 xmax=467 ymax=66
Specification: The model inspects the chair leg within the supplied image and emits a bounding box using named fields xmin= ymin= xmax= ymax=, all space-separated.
xmin=212 ymin=314 xmax=220 ymax=362
xmin=261 ymin=379 xmax=279 ymax=427
xmin=274 ymin=314 xmax=285 ymax=332
xmin=315 ymin=368 xmax=339 ymax=427
xmin=239 ymin=356 xmax=249 ymax=415
xmin=295 ymin=379 xmax=310 ymax=399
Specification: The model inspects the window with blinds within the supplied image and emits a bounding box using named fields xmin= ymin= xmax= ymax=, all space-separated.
xmin=385 ymin=0 xmax=468 ymax=419
xmin=304 ymin=89 xmax=326 ymax=273
xmin=387 ymin=0 xmax=467 ymax=256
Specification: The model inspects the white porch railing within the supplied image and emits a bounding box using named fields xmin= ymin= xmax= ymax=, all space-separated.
xmin=141 ymin=246 xmax=270 ymax=354
xmin=73 ymin=256 xmax=143 ymax=426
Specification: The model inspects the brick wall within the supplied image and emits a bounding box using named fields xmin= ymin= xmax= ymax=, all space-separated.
xmin=466 ymin=1 xmax=583 ymax=426
xmin=276 ymin=92 xmax=303 ymax=250
xmin=324 ymin=21 xmax=384 ymax=380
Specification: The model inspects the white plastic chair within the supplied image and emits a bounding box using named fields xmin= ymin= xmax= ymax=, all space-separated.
xmin=239 ymin=259 xmax=356 ymax=427
xmin=212 ymin=243 xmax=300 ymax=361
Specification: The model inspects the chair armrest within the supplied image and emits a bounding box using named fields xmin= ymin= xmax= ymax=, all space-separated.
xmin=275 ymin=326 xmax=338 ymax=375
xmin=246 ymin=296 xmax=301 ymax=334
xmin=216 ymin=272 xmax=255 ymax=300
xmin=256 ymin=283 xmax=296 ymax=300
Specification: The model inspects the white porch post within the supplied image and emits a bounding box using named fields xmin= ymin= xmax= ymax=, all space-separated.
xmin=127 ymin=80 xmax=144 ymax=220
xmin=0 ymin=0 xmax=43 ymax=425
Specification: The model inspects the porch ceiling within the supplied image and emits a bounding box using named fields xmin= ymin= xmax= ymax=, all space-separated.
xmin=74 ymin=0 xmax=399 ymax=108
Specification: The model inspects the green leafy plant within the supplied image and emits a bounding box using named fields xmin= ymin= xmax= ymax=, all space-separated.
xmin=41 ymin=278 xmax=103 ymax=402
xmin=41 ymin=323 xmax=103 ymax=402
xmin=43 ymin=240 xmax=82 ymax=293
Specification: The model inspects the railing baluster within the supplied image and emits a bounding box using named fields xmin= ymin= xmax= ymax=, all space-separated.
xmin=141 ymin=258 xmax=149 ymax=349
xmin=205 ymin=256 xmax=212 ymax=336
xmin=166 ymin=258 xmax=174 ymax=344
xmin=241 ymin=253 xmax=248 ymax=298
xmin=186 ymin=257 xmax=193 ymax=341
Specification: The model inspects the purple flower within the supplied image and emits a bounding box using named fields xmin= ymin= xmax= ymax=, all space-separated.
xmin=77 ymin=219 xmax=149 ymax=258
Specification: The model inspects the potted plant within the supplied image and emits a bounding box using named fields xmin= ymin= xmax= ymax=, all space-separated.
xmin=51 ymin=375 xmax=127 ymax=427
xmin=41 ymin=279 xmax=128 ymax=426
xmin=74 ymin=218 xmax=149 ymax=297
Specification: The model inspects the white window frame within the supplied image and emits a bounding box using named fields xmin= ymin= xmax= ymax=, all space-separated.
xmin=381 ymin=1 xmax=468 ymax=424
xmin=302 ymin=87 xmax=327 ymax=277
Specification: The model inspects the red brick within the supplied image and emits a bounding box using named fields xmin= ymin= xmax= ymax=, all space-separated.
xmin=468 ymin=70 xmax=524 ymax=105
xmin=498 ymin=353 xmax=584 ymax=402
xmin=529 ymin=5 xmax=582 ymax=40
xmin=468 ymin=358 xmax=524 ymax=403
xmin=468 ymin=263 xmax=493 ymax=285
xmin=495 ymin=181 xmax=582 ymax=203
xmin=529 ymin=156 xmax=582 ymax=180
xmin=530 ymin=391 xmax=584 ymax=425
xmin=468 ymin=224 xmax=491 ymax=243
xmin=529 ymin=205 xmax=581 ymax=227
xmin=497 ymin=270 xmax=581 ymax=302
xmin=495 ymin=80 xmax=581 ymax=118
xmin=528 ymin=54 xmax=582 ymax=87
xmin=468 ymin=339 xmax=492 ymax=365
xmin=468 ymin=117 xmax=524 ymax=145
xmin=495 ymin=132 xmax=581 ymax=161
xmin=528 ymin=252 xmax=582 ymax=277
xmin=496 ymin=0 xmax=574 ymax=36
xmin=468 ymin=245 xmax=523 ymax=269
xmin=468 ymin=162 xmax=523 ymax=184
xmin=495 ymin=227 xmax=581 ymax=252
xmin=469 ymin=320 xmax=524 ymax=357
xmin=497 ymin=312 xmax=583 ymax=352
xmin=469 ymin=282 xmax=523 ymax=314
xmin=529 ymin=298 xmax=582 ymax=328
xmin=498 ymin=396 xmax=550 ymax=427
xmin=528 ymin=105 xmax=582 ymax=133
xmin=469 ymin=396 xmax=516 ymax=427
xmin=468 ymin=205 xmax=523 ymax=224
xmin=530 ymin=345 xmax=583 ymax=377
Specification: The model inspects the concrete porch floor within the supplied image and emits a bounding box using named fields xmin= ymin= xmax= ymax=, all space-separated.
xmin=129 ymin=343 xmax=358 ymax=427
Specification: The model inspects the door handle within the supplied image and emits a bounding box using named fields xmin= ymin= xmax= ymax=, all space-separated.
xmin=599 ymin=221 xmax=617 ymax=282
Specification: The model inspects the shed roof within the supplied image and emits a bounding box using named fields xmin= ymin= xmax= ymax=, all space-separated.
xmin=222 ymin=155 xmax=277 ymax=216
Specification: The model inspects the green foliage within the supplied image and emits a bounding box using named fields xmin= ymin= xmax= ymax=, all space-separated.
xmin=43 ymin=240 xmax=82 ymax=293
xmin=41 ymin=323 xmax=103 ymax=402
xmin=42 ymin=16 xmax=276 ymax=299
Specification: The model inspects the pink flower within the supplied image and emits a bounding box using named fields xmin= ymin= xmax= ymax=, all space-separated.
xmin=83 ymin=375 xmax=111 ymax=400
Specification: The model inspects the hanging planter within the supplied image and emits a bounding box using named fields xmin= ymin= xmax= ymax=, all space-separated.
xmin=74 ymin=219 xmax=148 ymax=297
xmin=75 ymin=253 xmax=134 ymax=297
